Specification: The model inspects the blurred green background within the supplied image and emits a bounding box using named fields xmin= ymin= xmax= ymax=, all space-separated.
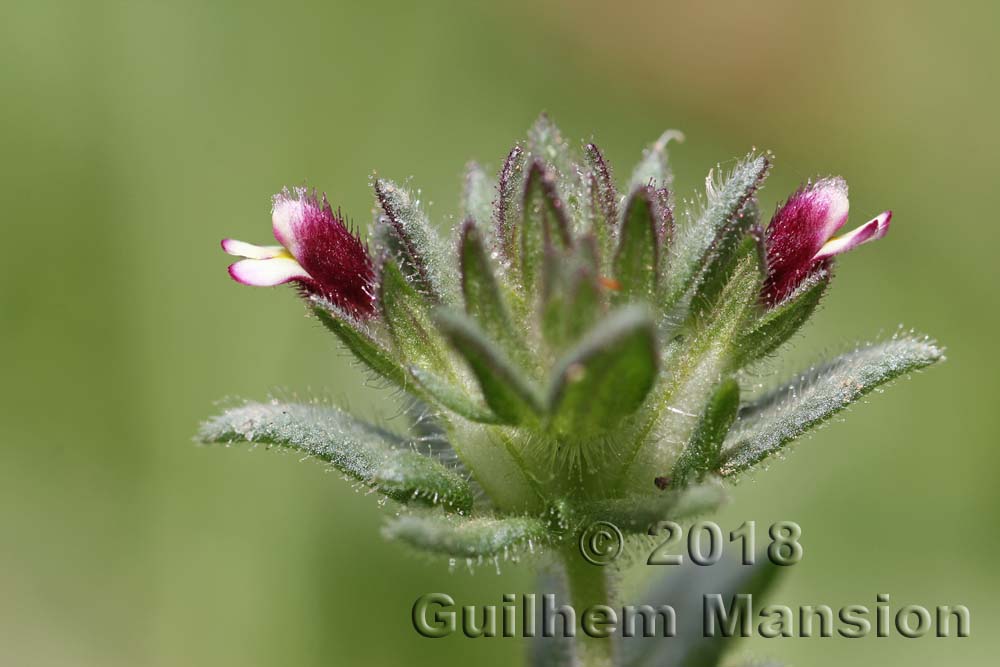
xmin=2 ymin=1 xmax=996 ymax=665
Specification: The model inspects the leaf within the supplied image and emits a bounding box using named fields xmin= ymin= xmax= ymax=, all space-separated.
xmin=548 ymin=306 xmax=658 ymax=434
xmin=629 ymin=129 xmax=683 ymax=192
xmin=409 ymin=367 xmax=502 ymax=424
xmin=520 ymin=160 xmax=572 ymax=294
xmin=689 ymin=224 xmax=765 ymax=320
xmin=719 ymin=334 xmax=944 ymax=475
xmin=671 ymin=378 xmax=740 ymax=486
xmin=375 ymin=178 xmax=453 ymax=301
xmin=540 ymin=237 xmax=604 ymax=350
xmin=584 ymin=142 xmax=619 ymax=237
xmin=459 ymin=219 xmax=516 ymax=350
xmin=310 ymin=298 xmax=409 ymax=390
xmin=383 ymin=512 xmax=549 ymax=558
xmin=434 ymin=309 xmax=544 ymax=425
xmin=379 ymin=259 xmax=452 ymax=373
xmin=527 ymin=112 xmax=572 ymax=176
xmin=614 ymin=187 xmax=660 ymax=302
xmin=623 ymin=555 xmax=783 ymax=667
xmin=494 ymin=144 xmax=526 ymax=261
xmin=733 ymin=267 xmax=831 ymax=367
xmin=199 ymin=402 xmax=473 ymax=512
xmin=663 ymin=153 xmax=770 ymax=312
xmin=462 ymin=161 xmax=494 ymax=227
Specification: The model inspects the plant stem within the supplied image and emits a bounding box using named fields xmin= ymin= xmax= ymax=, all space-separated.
xmin=561 ymin=547 xmax=616 ymax=667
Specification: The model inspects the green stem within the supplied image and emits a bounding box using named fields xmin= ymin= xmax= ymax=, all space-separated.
xmin=561 ymin=548 xmax=617 ymax=667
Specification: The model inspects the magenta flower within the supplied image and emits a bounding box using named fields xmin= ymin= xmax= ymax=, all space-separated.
xmin=222 ymin=187 xmax=377 ymax=318
xmin=763 ymin=177 xmax=891 ymax=306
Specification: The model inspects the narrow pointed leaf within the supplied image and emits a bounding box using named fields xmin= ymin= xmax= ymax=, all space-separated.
xmin=541 ymin=237 xmax=604 ymax=350
xmin=459 ymin=219 xmax=516 ymax=349
xmin=494 ymin=144 xmax=525 ymax=261
xmin=435 ymin=309 xmax=544 ymax=424
xmin=720 ymin=335 xmax=944 ymax=475
xmin=521 ymin=160 xmax=572 ymax=293
xmin=199 ymin=402 xmax=472 ymax=512
xmin=548 ymin=305 xmax=658 ymax=434
xmin=527 ymin=112 xmax=572 ymax=176
xmin=380 ymin=259 xmax=452 ymax=372
xmin=663 ymin=153 xmax=770 ymax=310
xmin=623 ymin=555 xmax=783 ymax=667
xmin=375 ymin=178 xmax=453 ymax=300
xmin=383 ymin=513 xmax=549 ymax=558
xmin=614 ymin=187 xmax=660 ymax=301
xmin=671 ymin=378 xmax=740 ymax=486
xmin=311 ymin=298 xmax=409 ymax=389
xmin=584 ymin=142 xmax=619 ymax=229
xmin=629 ymin=129 xmax=683 ymax=191
xmin=462 ymin=161 xmax=494 ymax=227
xmin=734 ymin=267 xmax=831 ymax=366
xmin=690 ymin=228 xmax=766 ymax=321
xmin=410 ymin=367 xmax=502 ymax=424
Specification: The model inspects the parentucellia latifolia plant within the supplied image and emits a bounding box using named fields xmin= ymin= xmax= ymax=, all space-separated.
xmin=200 ymin=115 xmax=942 ymax=667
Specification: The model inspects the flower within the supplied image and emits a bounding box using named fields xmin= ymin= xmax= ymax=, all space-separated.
xmin=762 ymin=177 xmax=891 ymax=306
xmin=223 ymin=187 xmax=377 ymax=317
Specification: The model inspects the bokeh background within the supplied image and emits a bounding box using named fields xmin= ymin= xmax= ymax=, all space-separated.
xmin=2 ymin=1 xmax=997 ymax=665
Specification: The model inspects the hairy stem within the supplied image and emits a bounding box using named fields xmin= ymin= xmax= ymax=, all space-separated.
xmin=561 ymin=548 xmax=616 ymax=667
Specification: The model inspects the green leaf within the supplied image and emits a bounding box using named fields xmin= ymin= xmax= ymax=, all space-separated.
xmin=689 ymin=223 xmax=765 ymax=320
xmin=459 ymin=219 xmax=516 ymax=350
xmin=379 ymin=259 xmax=452 ymax=373
xmin=719 ymin=334 xmax=944 ymax=475
xmin=520 ymin=160 xmax=572 ymax=294
xmin=494 ymin=144 xmax=526 ymax=262
xmin=434 ymin=309 xmax=544 ymax=425
xmin=409 ymin=367 xmax=502 ymax=424
xmin=527 ymin=112 xmax=572 ymax=176
xmin=375 ymin=178 xmax=453 ymax=301
xmin=541 ymin=237 xmax=604 ymax=350
xmin=629 ymin=129 xmax=683 ymax=191
xmin=671 ymin=378 xmax=740 ymax=486
xmin=462 ymin=161 xmax=494 ymax=227
xmin=733 ymin=268 xmax=831 ymax=367
xmin=614 ymin=187 xmax=660 ymax=302
xmin=199 ymin=402 xmax=473 ymax=512
xmin=623 ymin=555 xmax=783 ymax=667
xmin=383 ymin=513 xmax=549 ymax=558
xmin=310 ymin=298 xmax=409 ymax=390
xmin=583 ymin=142 xmax=619 ymax=247
xmin=663 ymin=153 xmax=770 ymax=312
xmin=548 ymin=306 xmax=658 ymax=434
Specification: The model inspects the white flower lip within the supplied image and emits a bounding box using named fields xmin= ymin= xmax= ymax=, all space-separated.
xmin=813 ymin=210 xmax=892 ymax=262
xmin=228 ymin=256 xmax=311 ymax=287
